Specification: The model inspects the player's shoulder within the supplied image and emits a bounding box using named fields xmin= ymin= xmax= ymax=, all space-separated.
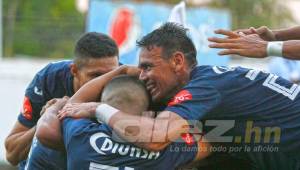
xmin=39 ymin=60 xmax=72 ymax=76
xmin=33 ymin=60 xmax=73 ymax=87
xmin=191 ymin=65 xmax=251 ymax=81
xmin=192 ymin=65 xmax=249 ymax=76
xmin=188 ymin=65 xmax=253 ymax=90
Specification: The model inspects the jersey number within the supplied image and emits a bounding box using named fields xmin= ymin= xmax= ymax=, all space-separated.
xmin=262 ymin=74 xmax=300 ymax=100
xmin=213 ymin=67 xmax=300 ymax=101
xmin=246 ymin=70 xmax=300 ymax=101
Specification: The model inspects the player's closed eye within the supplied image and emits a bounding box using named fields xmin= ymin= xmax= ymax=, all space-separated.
xmin=91 ymin=73 xmax=103 ymax=78
xmin=144 ymin=65 xmax=152 ymax=72
xmin=141 ymin=64 xmax=153 ymax=72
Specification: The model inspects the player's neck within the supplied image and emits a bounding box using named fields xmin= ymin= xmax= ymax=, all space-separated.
xmin=178 ymin=69 xmax=191 ymax=88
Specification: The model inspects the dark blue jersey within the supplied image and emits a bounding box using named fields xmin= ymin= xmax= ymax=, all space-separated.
xmin=18 ymin=60 xmax=74 ymax=128
xmin=18 ymin=60 xmax=74 ymax=127
xmin=18 ymin=60 xmax=73 ymax=170
xmin=62 ymin=118 xmax=197 ymax=170
xmin=165 ymin=65 xmax=300 ymax=169
xmin=24 ymin=136 xmax=66 ymax=170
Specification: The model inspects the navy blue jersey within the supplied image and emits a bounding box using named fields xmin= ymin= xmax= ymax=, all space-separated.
xmin=24 ymin=136 xmax=66 ymax=170
xmin=18 ymin=60 xmax=74 ymax=128
xmin=62 ymin=118 xmax=197 ymax=170
xmin=166 ymin=65 xmax=300 ymax=169
xmin=18 ymin=60 xmax=73 ymax=169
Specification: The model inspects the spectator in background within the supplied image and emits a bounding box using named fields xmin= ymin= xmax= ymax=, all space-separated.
xmin=208 ymin=26 xmax=300 ymax=60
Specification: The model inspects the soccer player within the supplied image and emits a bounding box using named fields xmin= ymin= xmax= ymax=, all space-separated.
xmin=60 ymin=23 xmax=300 ymax=169
xmin=36 ymin=75 xmax=211 ymax=170
xmin=208 ymin=26 xmax=300 ymax=60
xmin=4 ymin=32 xmax=119 ymax=169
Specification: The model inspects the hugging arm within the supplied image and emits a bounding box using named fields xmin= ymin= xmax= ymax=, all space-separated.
xmin=36 ymin=98 xmax=68 ymax=150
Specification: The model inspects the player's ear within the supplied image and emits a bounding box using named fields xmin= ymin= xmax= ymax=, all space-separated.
xmin=70 ymin=63 xmax=79 ymax=77
xmin=171 ymin=51 xmax=185 ymax=72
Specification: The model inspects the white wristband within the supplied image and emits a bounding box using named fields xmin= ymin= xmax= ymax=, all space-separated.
xmin=95 ymin=104 xmax=119 ymax=124
xmin=267 ymin=41 xmax=283 ymax=57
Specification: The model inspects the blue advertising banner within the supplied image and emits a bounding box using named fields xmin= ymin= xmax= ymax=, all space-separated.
xmin=87 ymin=0 xmax=231 ymax=66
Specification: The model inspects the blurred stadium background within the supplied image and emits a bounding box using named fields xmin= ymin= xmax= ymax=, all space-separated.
xmin=0 ymin=0 xmax=299 ymax=169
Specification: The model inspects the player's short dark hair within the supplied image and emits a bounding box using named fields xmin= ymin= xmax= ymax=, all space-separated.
xmin=101 ymin=75 xmax=150 ymax=114
xmin=74 ymin=32 xmax=119 ymax=68
xmin=137 ymin=22 xmax=197 ymax=68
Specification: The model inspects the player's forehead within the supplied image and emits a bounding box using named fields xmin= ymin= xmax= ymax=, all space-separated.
xmin=82 ymin=57 xmax=118 ymax=72
xmin=138 ymin=47 xmax=164 ymax=66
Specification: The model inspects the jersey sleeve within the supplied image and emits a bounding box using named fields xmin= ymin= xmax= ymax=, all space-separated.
xmin=165 ymin=77 xmax=221 ymax=120
xmin=18 ymin=66 xmax=50 ymax=128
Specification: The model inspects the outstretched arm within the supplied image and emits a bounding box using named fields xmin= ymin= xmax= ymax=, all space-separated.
xmin=208 ymin=29 xmax=300 ymax=60
xmin=234 ymin=26 xmax=300 ymax=41
xmin=282 ymin=40 xmax=300 ymax=60
xmin=273 ymin=26 xmax=300 ymax=41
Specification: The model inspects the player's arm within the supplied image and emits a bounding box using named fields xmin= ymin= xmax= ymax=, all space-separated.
xmin=208 ymin=29 xmax=300 ymax=60
xmin=59 ymin=105 xmax=189 ymax=152
xmin=282 ymin=40 xmax=300 ymax=60
xmin=234 ymin=26 xmax=300 ymax=41
xmin=5 ymin=96 xmax=40 ymax=165
xmin=5 ymin=96 xmax=41 ymax=165
xmin=5 ymin=65 xmax=50 ymax=165
xmin=110 ymin=110 xmax=190 ymax=151
xmin=36 ymin=98 xmax=68 ymax=150
xmin=5 ymin=122 xmax=36 ymax=165
xmin=273 ymin=26 xmax=300 ymax=41
xmin=69 ymin=65 xmax=140 ymax=103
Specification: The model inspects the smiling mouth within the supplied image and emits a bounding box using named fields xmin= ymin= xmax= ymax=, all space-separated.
xmin=147 ymin=84 xmax=156 ymax=95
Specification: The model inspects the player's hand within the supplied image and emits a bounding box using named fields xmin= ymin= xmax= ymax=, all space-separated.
xmin=234 ymin=26 xmax=276 ymax=41
xmin=42 ymin=97 xmax=69 ymax=116
xmin=234 ymin=27 xmax=257 ymax=35
xmin=212 ymin=29 xmax=241 ymax=39
xmin=40 ymin=97 xmax=69 ymax=116
xmin=57 ymin=102 xmax=100 ymax=120
xmin=208 ymin=29 xmax=268 ymax=58
xmin=40 ymin=98 xmax=57 ymax=116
